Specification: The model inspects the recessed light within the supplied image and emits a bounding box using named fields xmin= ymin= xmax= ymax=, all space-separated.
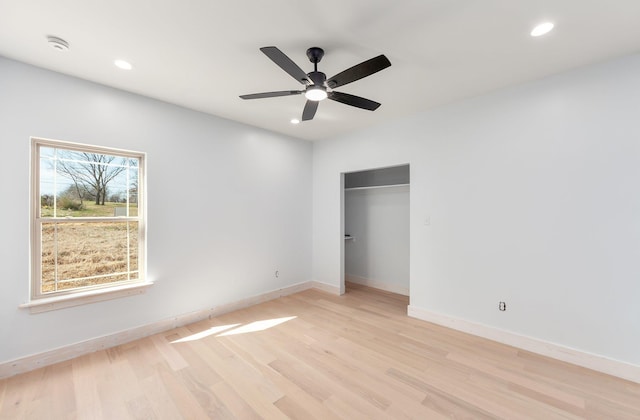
xmin=114 ymin=59 xmax=132 ymax=70
xmin=531 ymin=22 xmax=554 ymax=37
xmin=47 ymin=36 xmax=69 ymax=51
xmin=290 ymin=118 xmax=300 ymax=124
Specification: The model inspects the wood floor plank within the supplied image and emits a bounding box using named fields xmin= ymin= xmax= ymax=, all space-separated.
xmin=274 ymin=395 xmax=317 ymax=420
xmin=1 ymin=284 xmax=639 ymax=419
xmin=1 ymin=368 xmax=44 ymax=419
xmin=125 ymin=395 xmax=158 ymax=420
xmin=155 ymin=361 xmax=211 ymax=419
xmin=30 ymin=361 xmax=75 ymax=419
xmin=447 ymin=351 xmax=586 ymax=410
xmin=150 ymin=334 xmax=189 ymax=372
xmin=0 ymin=377 xmax=5 ymax=418
xmin=186 ymin=338 xmax=288 ymax=419
xmin=122 ymin=337 xmax=163 ymax=381
xmin=137 ymin=369 xmax=185 ymax=420
xmin=210 ymin=381 xmax=263 ymax=420
xmin=300 ymin=339 xmax=439 ymax=418
xmin=72 ymin=353 xmax=103 ymax=419
xmin=220 ymin=336 xmax=340 ymax=419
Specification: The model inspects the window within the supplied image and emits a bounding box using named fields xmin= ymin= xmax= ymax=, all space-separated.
xmin=29 ymin=138 xmax=146 ymax=308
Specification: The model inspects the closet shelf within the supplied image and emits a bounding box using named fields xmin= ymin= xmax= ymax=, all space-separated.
xmin=344 ymin=183 xmax=409 ymax=191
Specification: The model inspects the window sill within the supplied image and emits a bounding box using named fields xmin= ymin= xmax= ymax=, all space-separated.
xmin=19 ymin=281 xmax=154 ymax=314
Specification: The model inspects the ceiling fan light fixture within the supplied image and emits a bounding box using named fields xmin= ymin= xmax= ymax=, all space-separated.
xmin=305 ymin=86 xmax=328 ymax=101
xmin=531 ymin=22 xmax=554 ymax=37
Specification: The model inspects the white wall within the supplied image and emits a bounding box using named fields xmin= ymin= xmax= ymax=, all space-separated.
xmin=0 ymin=57 xmax=313 ymax=364
xmin=312 ymin=53 xmax=640 ymax=366
xmin=344 ymin=186 xmax=410 ymax=295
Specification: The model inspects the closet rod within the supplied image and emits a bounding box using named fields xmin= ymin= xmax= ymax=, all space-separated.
xmin=344 ymin=183 xmax=409 ymax=191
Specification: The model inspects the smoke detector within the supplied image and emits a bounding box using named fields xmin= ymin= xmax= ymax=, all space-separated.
xmin=47 ymin=36 xmax=69 ymax=51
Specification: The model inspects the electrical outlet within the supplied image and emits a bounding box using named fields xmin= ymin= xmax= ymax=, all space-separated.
xmin=499 ymin=301 xmax=506 ymax=311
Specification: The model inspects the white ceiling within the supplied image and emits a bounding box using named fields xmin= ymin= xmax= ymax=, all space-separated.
xmin=1 ymin=0 xmax=640 ymax=141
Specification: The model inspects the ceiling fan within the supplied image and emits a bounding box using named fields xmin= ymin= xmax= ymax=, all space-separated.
xmin=240 ymin=46 xmax=391 ymax=122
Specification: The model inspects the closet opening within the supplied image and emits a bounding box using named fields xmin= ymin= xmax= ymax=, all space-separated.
xmin=341 ymin=164 xmax=410 ymax=298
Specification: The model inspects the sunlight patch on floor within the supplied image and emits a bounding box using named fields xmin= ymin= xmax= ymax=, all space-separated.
xmin=218 ymin=316 xmax=297 ymax=337
xmin=171 ymin=316 xmax=297 ymax=343
xmin=171 ymin=323 xmax=241 ymax=343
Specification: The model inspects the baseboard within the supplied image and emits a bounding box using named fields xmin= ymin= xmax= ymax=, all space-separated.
xmin=408 ymin=305 xmax=640 ymax=384
xmin=346 ymin=274 xmax=409 ymax=296
xmin=0 ymin=281 xmax=315 ymax=379
xmin=310 ymin=280 xmax=341 ymax=295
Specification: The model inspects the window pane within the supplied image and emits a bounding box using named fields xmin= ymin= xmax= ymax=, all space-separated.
xmin=109 ymin=163 xmax=139 ymax=216
xmin=53 ymin=273 xmax=132 ymax=292
xmin=128 ymin=166 xmax=139 ymax=216
xmin=41 ymin=221 xmax=139 ymax=293
xmin=39 ymin=146 xmax=139 ymax=218
xmin=39 ymin=149 xmax=57 ymax=217
xmin=41 ymin=224 xmax=56 ymax=287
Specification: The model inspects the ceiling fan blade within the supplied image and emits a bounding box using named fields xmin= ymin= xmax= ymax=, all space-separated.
xmin=327 ymin=55 xmax=391 ymax=89
xmin=302 ymin=100 xmax=319 ymax=121
xmin=328 ymin=91 xmax=381 ymax=111
xmin=240 ymin=90 xmax=303 ymax=100
xmin=260 ymin=46 xmax=311 ymax=85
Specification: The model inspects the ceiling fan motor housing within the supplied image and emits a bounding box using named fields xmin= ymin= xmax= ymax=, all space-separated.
xmin=307 ymin=71 xmax=326 ymax=86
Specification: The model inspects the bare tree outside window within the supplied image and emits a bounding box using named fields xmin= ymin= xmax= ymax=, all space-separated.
xmin=48 ymin=150 xmax=137 ymax=209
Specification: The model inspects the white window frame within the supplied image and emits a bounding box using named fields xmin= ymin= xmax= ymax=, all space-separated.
xmin=22 ymin=137 xmax=151 ymax=313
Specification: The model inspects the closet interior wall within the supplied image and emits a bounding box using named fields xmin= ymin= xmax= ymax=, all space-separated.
xmin=344 ymin=165 xmax=410 ymax=296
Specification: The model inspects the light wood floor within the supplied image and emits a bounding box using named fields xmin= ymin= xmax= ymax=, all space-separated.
xmin=1 ymin=283 xmax=639 ymax=419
